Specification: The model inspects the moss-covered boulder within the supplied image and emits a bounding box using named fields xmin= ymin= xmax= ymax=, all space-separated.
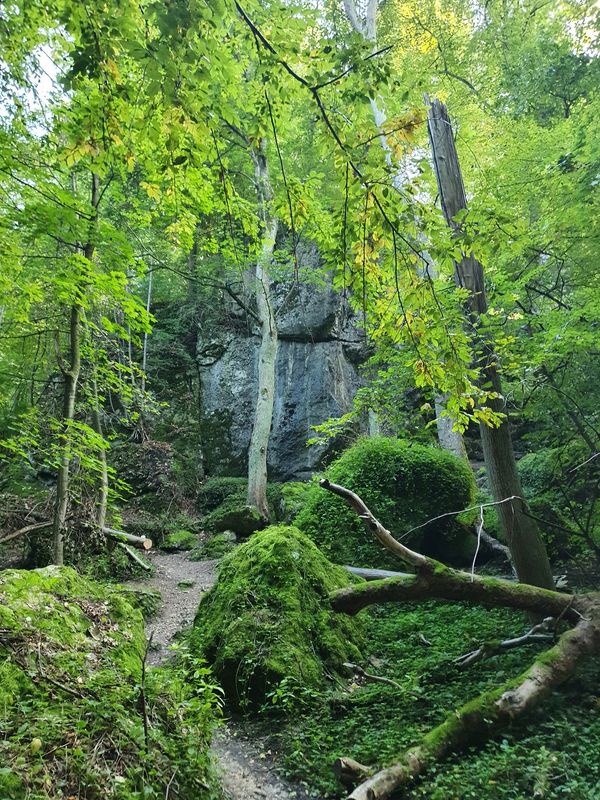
xmin=199 ymin=478 xmax=284 ymax=536
xmin=295 ymin=437 xmax=476 ymax=569
xmin=191 ymin=525 xmax=363 ymax=710
xmin=0 ymin=567 xmax=218 ymax=799
xmin=162 ymin=528 xmax=197 ymax=551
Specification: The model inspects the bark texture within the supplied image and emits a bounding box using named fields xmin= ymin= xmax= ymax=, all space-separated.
xmin=427 ymin=98 xmax=553 ymax=589
xmin=247 ymin=140 xmax=278 ymax=520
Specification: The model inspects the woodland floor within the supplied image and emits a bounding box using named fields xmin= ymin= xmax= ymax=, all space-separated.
xmin=126 ymin=549 xmax=310 ymax=800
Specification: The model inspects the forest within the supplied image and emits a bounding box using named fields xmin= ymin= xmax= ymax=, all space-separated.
xmin=0 ymin=0 xmax=599 ymax=798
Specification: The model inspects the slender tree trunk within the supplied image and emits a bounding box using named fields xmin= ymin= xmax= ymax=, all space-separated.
xmin=342 ymin=0 xmax=466 ymax=460
xmin=90 ymin=373 xmax=108 ymax=530
xmin=427 ymin=98 xmax=553 ymax=589
xmin=52 ymin=173 xmax=100 ymax=565
xmin=247 ymin=140 xmax=278 ymax=520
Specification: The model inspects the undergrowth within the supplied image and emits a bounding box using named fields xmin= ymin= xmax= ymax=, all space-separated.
xmin=272 ymin=601 xmax=600 ymax=799
xmin=0 ymin=566 xmax=221 ymax=800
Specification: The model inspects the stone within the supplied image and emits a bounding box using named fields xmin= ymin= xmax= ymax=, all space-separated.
xmin=198 ymin=267 xmax=366 ymax=480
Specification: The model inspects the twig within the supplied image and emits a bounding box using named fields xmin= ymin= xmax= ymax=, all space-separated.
xmin=455 ymin=618 xmax=555 ymax=667
xmin=343 ymin=662 xmax=402 ymax=689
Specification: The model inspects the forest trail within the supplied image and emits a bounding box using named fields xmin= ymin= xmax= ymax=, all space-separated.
xmin=126 ymin=550 xmax=310 ymax=800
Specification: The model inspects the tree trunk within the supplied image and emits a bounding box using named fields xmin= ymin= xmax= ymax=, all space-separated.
xmin=91 ymin=373 xmax=108 ymax=530
xmin=341 ymin=0 xmax=467 ymax=460
xmin=427 ymin=99 xmax=553 ymax=589
xmin=52 ymin=303 xmax=82 ymax=566
xmin=247 ymin=140 xmax=278 ymax=521
xmin=52 ymin=172 xmax=100 ymax=565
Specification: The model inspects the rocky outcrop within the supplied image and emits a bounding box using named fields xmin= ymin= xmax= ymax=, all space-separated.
xmin=197 ymin=274 xmax=365 ymax=480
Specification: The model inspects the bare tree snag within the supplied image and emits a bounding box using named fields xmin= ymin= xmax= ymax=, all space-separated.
xmin=320 ymin=479 xmax=600 ymax=800
xmin=427 ymin=99 xmax=554 ymax=590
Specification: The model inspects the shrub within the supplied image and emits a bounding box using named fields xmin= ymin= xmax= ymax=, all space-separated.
xmin=295 ymin=437 xmax=476 ymax=569
xmin=190 ymin=525 xmax=363 ymax=711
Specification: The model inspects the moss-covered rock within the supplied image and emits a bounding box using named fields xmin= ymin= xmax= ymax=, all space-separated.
xmin=0 ymin=566 xmax=218 ymax=799
xmin=117 ymin=585 xmax=162 ymax=619
xmin=295 ymin=437 xmax=476 ymax=569
xmin=162 ymin=528 xmax=197 ymax=551
xmin=200 ymin=479 xmax=284 ymax=536
xmin=191 ymin=525 xmax=363 ymax=710
xmin=192 ymin=532 xmax=237 ymax=560
xmin=208 ymin=499 xmax=265 ymax=537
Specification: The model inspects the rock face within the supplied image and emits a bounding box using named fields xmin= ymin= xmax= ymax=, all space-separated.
xmin=198 ymin=273 xmax=364 ymax=480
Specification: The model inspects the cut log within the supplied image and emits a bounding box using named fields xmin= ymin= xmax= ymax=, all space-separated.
xmin=103 ymin=527 xmax=153 ymax=550
xmin=345 ymin=566 xmax=411 ymax=581
xmin=117 ymin=542 xmax=152 ymax=571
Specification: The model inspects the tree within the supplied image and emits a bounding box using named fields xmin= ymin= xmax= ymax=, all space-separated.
xmin=427 ymin=98 xmax=554 ymax=589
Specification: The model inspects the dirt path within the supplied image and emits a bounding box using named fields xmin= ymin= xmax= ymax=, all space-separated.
xmin=127 ymin=549 xmax=311 ymax=800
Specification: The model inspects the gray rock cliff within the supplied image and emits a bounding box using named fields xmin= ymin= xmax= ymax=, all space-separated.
xmin=197 ymin=278 xmax=365 ymax=480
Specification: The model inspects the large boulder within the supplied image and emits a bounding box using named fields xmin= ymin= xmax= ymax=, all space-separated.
xmin=190 ymin=526 xmax=363 ymax=710
xmin=295 ymin=437 xmax=476 ymax=569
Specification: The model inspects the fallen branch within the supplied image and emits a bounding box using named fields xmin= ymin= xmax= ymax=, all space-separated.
xmin=117 ymin=542 xmax=152 ymax=571
xmin=318 ymin=479 xmax=600 ymax=800
xmin=344 ymin=566 xmax=411 ymax=581
xmin=104 ymin=527 xmax=153 ymax=550
xmin=345 ymin=609 xmax=600 ymax=800
xmin=454 ymin=618 xmax=556 ymax=668
xmin=343 ymin=662 xmax=402 ymax=689
xmin=334 ymin=757 xmax=372 ymax=789
xmin=0 ymin=521 xmax=52 ymax=544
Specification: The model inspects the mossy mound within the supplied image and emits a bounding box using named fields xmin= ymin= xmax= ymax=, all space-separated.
xmin=0 ymin=567 xmax=218 ymax=799
xmin=295 ymin=437 xmax=476 ymax=569
xmin=191 ymin=525 xmax=363 ymax=710
xmin=192 ymin=531 xmax=237 ymax=560
xmin=162 ymin=528 xmax=197 ymax=551
xmin=199 ymin=478 xmax=284 ymax=536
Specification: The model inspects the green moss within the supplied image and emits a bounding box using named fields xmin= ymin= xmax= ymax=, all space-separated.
xmin=0 ymin=566 xmax=219 ymax=799
xmin=207 ymin=499 xmax=265 ymax=536
xmin=116 ymin=585 xmax=162 ymax=619
xmin=198 ymin=477 xmax=248 ymax=512
xmin=163 ymin=529 xmax=197 ymax=551
xmin=295 ymin=437 xmax=476 ymax=569
xmin=200 ymin=478 xmax=284 ymax=534
xmin=192 ymin=532 xmax=237 ymax=560
xmin=190 ymin=525 xmax=364 ymax=711
xmin=280 ymin=481 xmax=314 ymax=522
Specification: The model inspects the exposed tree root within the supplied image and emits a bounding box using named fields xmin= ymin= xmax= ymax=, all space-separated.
xmin=319 ymin=479 xmax=600 ymax=800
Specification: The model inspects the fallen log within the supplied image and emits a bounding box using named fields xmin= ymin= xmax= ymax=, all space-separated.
xmin=117 ymin=542 xmax=152 ymax=571
xmin=319 ymin=478 xmax=600 ymax=800
xmin=334 ymin=757 xmax=372 ymax=789
xmin=103 ymin=527 xmax=153 ymax=550
xmin=344 ymin=566 xmax=411 ymax=581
